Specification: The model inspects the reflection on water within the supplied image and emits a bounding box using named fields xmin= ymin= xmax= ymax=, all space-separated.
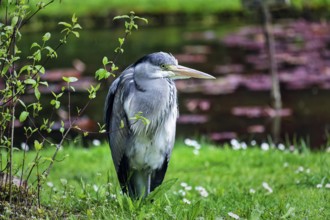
xmin=18 ymin=21 xmax=330 ymax=148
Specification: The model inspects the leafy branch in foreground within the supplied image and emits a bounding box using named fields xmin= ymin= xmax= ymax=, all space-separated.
xmin=95 ymin=11 xmax=148 ymax=81
xmin=0 ymin=1 xmax=82 ymax=217
xmin=0 ymin=1 xmax=148 ymax=217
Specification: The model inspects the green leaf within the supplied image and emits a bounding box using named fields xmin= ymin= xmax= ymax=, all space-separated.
xmin=118 ymin=38 xmax=125 ymax=45
xmin=130 ymin=112 xmax=150 ymax=125
xmin=31 ymin=42 xmax=40 ymax=49
xmin=39 ymin=81 xmax=49 ymax=87
xmin=34 ymin=86 xmax=41 ymax=100
xmin=19 ymin=111 xmax=29 ymax=122
xmin=115 ymin=47 xmax=124 ymax=53
xmin=11 ymin=16 xmax=18 ymax=26
xmin=62 ymin=76 xmax=78 ymax=83
xmin=45 ymin=46 xmax=57 ymax=58
xmin=60 ymin=121 xmax=65 ymax=134
xmin=95 ymin=68 xmax=110 ymax=80
xmin=24 ymin=78 xmax=36 ymax=85
xmin=134 ymin=16 xmax=148 ymax=24
xmin=34 ymin=140 xmax=43 ymax=151
xmin=72 ymin=31 xmax=80 ymax=38
xmin=42 ymin=32 xmax=51 ymax=41
xmin=111 ymin=63 xmax=119 ymax=71
xmin=58 ymin=22 xmax=72 ymax=28
xmin=35 ymin=65 xmax=45 ymax=74
xmin=34 ymin=50 xmax=41 ymax=61
xmin=37 ymin=1 xmax=46 ymax=9
xmin=120 ymin=120 xmax=124 ymax=129
xmin=113 ymin=15 xmax=130 ymax=20
xmin=102 ymin=56 xmax=109 ymax=66
xmin=54 ymin=100 xmax=60 ymax=109
xmin=73 ymin=24 xmax=82 ymax=29
xmin=72 ymin=13 xmax=78 ymax=23
xmin=146 ymin=178 xmax=177 ymax=202
xmin=17 ymin=99 xmax=26 ymax=108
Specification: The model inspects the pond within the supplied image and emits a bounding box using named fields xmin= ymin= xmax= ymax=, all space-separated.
xmin=19 ymin=20 xmax=330 ymax=149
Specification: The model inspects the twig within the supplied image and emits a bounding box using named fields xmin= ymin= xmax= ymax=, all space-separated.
xmin=21 ymin=0 xmax=55 ymax=26
xmin=42 ymin=99 xmax=91 ymax=179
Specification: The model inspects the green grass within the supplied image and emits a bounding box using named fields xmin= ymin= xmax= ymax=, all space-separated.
xmin=4 ymin=141 xmax=330 ymax=219
xmin=26 ymin=0 xmax=330 ymax=17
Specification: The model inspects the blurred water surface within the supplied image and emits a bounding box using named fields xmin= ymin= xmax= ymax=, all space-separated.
xmin=19 ymin=22 xmax=330 ymax=148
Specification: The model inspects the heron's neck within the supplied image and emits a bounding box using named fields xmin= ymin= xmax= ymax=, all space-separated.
xmin=134 ymin=77 xmax=173 ymax=92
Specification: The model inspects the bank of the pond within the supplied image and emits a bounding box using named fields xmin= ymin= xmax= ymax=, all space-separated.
xmin=30 ymin=0 xmax=330 ymax=17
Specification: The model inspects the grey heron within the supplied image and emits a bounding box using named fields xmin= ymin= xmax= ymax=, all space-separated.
xmin=104 ymin=52 xmax=214 ymax=198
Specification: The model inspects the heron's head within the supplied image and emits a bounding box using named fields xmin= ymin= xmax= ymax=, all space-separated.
xmin=133 ymin=52 xmax=215 ymax=80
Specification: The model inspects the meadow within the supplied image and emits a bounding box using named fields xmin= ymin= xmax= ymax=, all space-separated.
xmin=5 ymin=140 xmax=329 ymax=219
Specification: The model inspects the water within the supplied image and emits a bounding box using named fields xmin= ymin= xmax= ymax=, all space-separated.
xmin=19 ymin=22 xmax=330 ymax=148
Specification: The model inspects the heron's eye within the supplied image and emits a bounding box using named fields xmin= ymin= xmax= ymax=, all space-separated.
xmin=160 ymin=64 xmax=166 ymax=69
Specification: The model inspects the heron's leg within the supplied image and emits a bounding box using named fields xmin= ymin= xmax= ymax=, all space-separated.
xmin=147 ymin=173 xmax=151 ymax=195
xmin=130 ymin=170 xmax=150 ymax=198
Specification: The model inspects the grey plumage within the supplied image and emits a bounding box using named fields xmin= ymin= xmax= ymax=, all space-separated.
xmin=104 ymin=52 xmax=214 ymax=198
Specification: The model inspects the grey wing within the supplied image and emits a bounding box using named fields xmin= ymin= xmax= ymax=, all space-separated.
xmin=104 ymin=69 xmax=134 ymax=172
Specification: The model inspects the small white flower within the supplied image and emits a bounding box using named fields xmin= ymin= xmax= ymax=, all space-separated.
xmin=183 ymin=198 xmax=191 ymax=204
xmin=46 ymin=182 xmax=54 ymax=188
xmin=278 ymin=143 xmax=285 ymax=151
xmin=178 ymin=189 xmax=186 ymax=196
xmin=306 ymin=169 xmax=311 ymax=174
xmin=110 ymin=194 xmax=117 ymax=199
xmin=200 ymin=191 xmax=208 ymax=197
xmin=249 ymin=188 xmax=256 ymax=194
xmin=261 ymin=143 xmax=269 ymax=151
xmin=181 ymin=182 xmax=188 ymax=187
xmin=195 ymin=186 xmax=209 ymax=197
xmin=231 ymin=139 xmax=241 ymax=150
xmin=283 ymin=162 xmax=289 ymax=168
xmin=262 ymin=182 xmax=273 ymax=193
xmin=184 ymin=138 xmax=201 ymax=149
xmin=230 ymin=139 xmax=239 ymax=146
xmin=295 ymin=166 xmax=304 ymax=173
xmin=228 ymin=212 xmax=240 ymax=219
xmin=251 ymin=140 xmax=257 ymax=146
xmin=316 ymin=184 xmax=323 ymax=188
xmin=21 ymin=143 xmax=29 ymax=151
xmin=325 ymin=183 xmax=330 ymax=189
xmin=60 ymin=178 xmax=67 ymax=186
xmin=185 ymin=185 xmax=192 ymax=191
xmin=93 ymin=184 xmax=99 ymax=192
xmin=92 ymin=139 xmax=101 ymax=146
xmin=240 ymin=142 xmax=247 ymax=150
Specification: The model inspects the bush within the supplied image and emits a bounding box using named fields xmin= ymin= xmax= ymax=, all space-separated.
xmin=0 ymin=1 xmax=146 ymax=217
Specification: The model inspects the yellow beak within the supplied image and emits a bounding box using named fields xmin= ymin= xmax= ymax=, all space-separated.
xmin=168 ymin=65 xmax=215 ymax=79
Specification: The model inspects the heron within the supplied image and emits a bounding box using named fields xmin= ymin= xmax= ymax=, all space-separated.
xmin=104 ymin=52 xmax=214 ymax=198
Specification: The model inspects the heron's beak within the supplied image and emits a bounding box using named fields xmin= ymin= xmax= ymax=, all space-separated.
xmin=168 ymin=65 xmax=215 ymax=79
